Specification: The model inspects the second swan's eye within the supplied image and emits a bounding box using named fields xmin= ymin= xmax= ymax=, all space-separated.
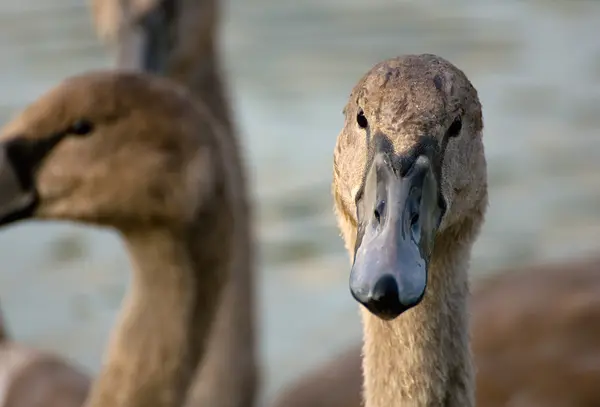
xmin=356 ymin=109 xmax=368 ymax=129
xmin=69 ymin=119 xmax=94 ymax=137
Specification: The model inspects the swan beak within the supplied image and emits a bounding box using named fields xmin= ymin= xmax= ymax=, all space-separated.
xmin=350 ymin=152 xmax=443 ymax=320
xmin=0 ymin=140 xmax=38 ymax=226
xmin=116 ymin=3 xmax=173 ymax=74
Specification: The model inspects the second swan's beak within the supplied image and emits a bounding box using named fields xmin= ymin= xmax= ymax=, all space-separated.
xmin=0 ymin=139 xmax=39 ymax=226
xmin=350 ymin=152 xmax=444 ymax=320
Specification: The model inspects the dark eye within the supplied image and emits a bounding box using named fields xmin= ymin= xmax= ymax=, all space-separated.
xmin=447 ymin=117 xmax=462 ymax=138
xmin=69 ymin=119 xmax=94 ymax=137
xmin=356 ymin=109 xmax=368 ymax=129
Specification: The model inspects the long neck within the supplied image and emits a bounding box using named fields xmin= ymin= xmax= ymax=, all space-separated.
xmin=84 ymin=228 xmax=225 ymax=407
xmin=182 ymin=74 xmax=258 ymax=407
xmin=171 ymin=48 xmax=235 ymax=137
xmin=361 ymin=221 xmax=477 ymax=407
xmin=97 ymin=3 xmax=257 ymax=406
xmin=124 ymin=4 xmax=257 ymax=406
xmin=166 ymin=11 xmax=259 ymax=407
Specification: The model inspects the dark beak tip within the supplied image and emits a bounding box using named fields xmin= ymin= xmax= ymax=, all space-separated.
xmin=363 ymin=301 xmax=406 ymax=321
xmin=350 ymin=274 xmax=424 ymax=321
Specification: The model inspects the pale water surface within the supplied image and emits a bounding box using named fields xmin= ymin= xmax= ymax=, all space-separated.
xmin=0 ymin=0 xmax=599 ymax=404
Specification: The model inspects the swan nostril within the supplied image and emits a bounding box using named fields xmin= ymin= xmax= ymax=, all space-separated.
xmin=374 ymin=200 xmax=385 ymax=224
xmin=410 ymin=213 xmax=419 ymax=227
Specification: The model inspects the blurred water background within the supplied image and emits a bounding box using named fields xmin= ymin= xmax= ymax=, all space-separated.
xmin=0 ymin=0 xmax=599 ymax=405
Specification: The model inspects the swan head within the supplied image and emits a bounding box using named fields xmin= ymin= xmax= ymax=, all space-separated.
xmin=91 ymin=0 xmax=217 ymax=74
xmin=333 ymin=54 xmax=488 ymax=321
xmin=0 ymin=70 xmax=217 ymax=231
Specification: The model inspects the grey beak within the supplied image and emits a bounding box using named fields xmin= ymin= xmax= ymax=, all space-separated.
xmin=0 ymin=141 xmax=38 ymax=226
xmin=350 ymin=152 xmax=444 ymax=320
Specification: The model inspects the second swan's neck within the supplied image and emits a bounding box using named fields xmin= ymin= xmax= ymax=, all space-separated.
xmin=361 ymin=222 xmax=477 ymax=407
xmin=170 ymin=36 xmax=258 ymax=407
xmin=84 ymin=227 xmax=226 ymax=407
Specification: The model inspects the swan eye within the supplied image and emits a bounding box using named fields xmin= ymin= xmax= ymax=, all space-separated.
xmin=69 ymin=119 xmax=94 ymax=137
xmin=447 ymin=117 xmax=462 ymax=138
xmin=356 ymin=109 xmax=368 ymax=129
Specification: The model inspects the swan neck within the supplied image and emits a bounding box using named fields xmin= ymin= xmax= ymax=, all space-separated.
xmin=361 ymin=222 xmax=476 ymax=407
xmin=181 ymin=55 xmax=235 ymax=134
xmin=84 ymin=228 xmax=223 ymax=407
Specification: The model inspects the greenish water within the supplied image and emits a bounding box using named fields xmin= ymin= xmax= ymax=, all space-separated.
xmin=0 ymin=0 xmax=599 ymax=404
